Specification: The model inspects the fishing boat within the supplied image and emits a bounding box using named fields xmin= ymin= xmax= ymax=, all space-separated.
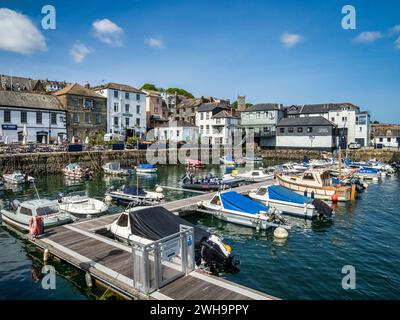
xmin=105 ymin=185 xmax=164 ymax=205
xmin=58 ymin=191 xmax=109 ymax=217
xmin=200 ymin=191 xmax=288 ymax=230
xmin=135 ymin=163 xmax=157 ymax=173
xmin=355 ymin=167 xmax=381 ymax=181
xmin=181 ymin=172 xmax=243 ymax=191
xmin=0 ymin=199 xmax=73 ymax=231
xmin=236 ymin=168 xmax=274 ymax=182
xmin=185 ymin=158 xmax=205 ymax=168
xmin=2 ymin=171 xmax=35 ymax=185
xmin=62 ymin=163 xmax=93 ymax=179
xmin=107 ymin=205 xmax=240 ymax=274
xmin=276 ymin=169 xmax=355 ymax=202
xmin=220 ymin=155 xmax=235 ymax=166
xmin=249 ymin=185 xmax=333 ymax=219
xmin=102 ymin=162 xmax=134 ymax=176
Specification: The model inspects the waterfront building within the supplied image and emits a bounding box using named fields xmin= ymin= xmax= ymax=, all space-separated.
xmin=371 ymin=124 xmax=400 ymax=148
xmin=41 ymin=80 xmax=69 ymax=93
xmin=153 ymin=120 xmax=199 ymax=143
xmin=53 ymin=83 xmax=107 ymax=141
xmin=284 ymin=103 xmax=371 ymax=147
xmin=142 ymin=89 xmax=168 ymax=130
xmin=0 ymin=91 xmax=67 ymax=144
xmin=93 ymin=82 xmax=146 ymax=139
xmin=276 ymin=116 xmax=338 ymax=151
xmin=0 ymin=74 xmax=45 ymax=93
xmin=195 ymin=103 xmax=239 ymax=144
xmin=240 ymin=103 xmax=284 ymax=148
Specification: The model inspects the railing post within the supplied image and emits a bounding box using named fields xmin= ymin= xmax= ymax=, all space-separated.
xmin=154 ymin=243 xmax=161 ymax=290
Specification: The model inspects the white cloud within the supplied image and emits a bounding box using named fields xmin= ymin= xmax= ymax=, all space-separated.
xmin=92 ymin=18 xmax=123 ymax=46
xmin=353 ymin=31 xmax=383 ymax=43
xmin=69 ymin=41 xmax=90 ymax=63
xmin=145 ymin=37 xmax=165 ymax=49
xmin=395 ymin=36 xmax=400 ymax=50
xmin=390 ymin=25 xmax=400 ymax=33
xmin=0 ymin=8 xmax=46 ymax=54
xmin=280 ymin=32 xmax=303 ymax=48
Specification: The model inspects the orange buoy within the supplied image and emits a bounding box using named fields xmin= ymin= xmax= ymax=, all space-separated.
xmin=331 ymin=193 xmax=339 ymax=203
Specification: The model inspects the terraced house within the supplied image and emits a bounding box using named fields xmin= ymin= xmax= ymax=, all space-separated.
xmin=53 ymin=83 xmax=107 ymax=141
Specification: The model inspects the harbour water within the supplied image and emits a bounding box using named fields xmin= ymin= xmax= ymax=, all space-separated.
xmin=0 ymin=163 xmax=399 ymax=299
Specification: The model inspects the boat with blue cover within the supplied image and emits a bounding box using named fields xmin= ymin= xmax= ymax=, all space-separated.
xmin=356 ymin=167 xmax=381 ymax=181
xmin=135 ymin=163 xmax=157 ymax=173
xmin=249 ymin=185 xmax=333 ymax=219
xmin=200 ymin=191 xmax=288 ymax=230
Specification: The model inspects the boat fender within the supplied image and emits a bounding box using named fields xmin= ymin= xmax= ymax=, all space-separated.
xmin=274 ymin=227 xmax=288 ymax=239
xmin=104 ymin=195 xmax=113 ymax=203
xmin=43 ymin=248 xmax=49 ymax=262
xmin=155 ymin=186 xmax=163 ymax=193
xmin=331 ymin=193 xmax=338 ymax=203
xmin=85 ymin=272 xmax=93 ymax=288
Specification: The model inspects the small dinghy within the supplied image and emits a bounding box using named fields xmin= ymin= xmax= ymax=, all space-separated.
xmin=58 ymin=191 xmax=109 ymax=218
xmin=200 ymin=191 xmax=289 ymax=230
xmin=185 ymin=158 xmax=205 ymax=168
xmin=181 ymin=172 xmax=242 ymax=191
xmin=3 ymin=171 xmax=35 ymax=185
xmin=102 ymin=162 xmax=134 ymax=176
xmin=0 ymin=199 xmax=73 ymax=231
xmin=237 ymin=168 xmax=274 ymax=182
xmin=135 ymin=163 xmax=157 ymax=173
xmin=249 ymin=185 xmax=333 ymax=219
xmin=62 ymin=163 xmax=93 ymax=179
xmin=108 ymin=206 xmax=240 ymax=274
xmin=105 ymin=185 xmax=164 ymax=205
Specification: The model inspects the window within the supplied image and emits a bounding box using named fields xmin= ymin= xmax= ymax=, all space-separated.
xmin=84 ymin=99 xmax=93 ymax=109
xmin=257 ymin=112 xmax=261 ymax=118
xmin=156 ymin=98 xmax=160 ymax=104
xmin=136 ymin=94 xmax=140 ymax=101
xmin=200 ymin=125 xmax=204 ymax=133
xmin=359 ymin=127 xmax=362 ymax=132
xmin=73 ymin=97 xmax=79 ymax=107
xmin=263 ymin=127 xmax=270 ymax=132
xmin=191 ymin=108 xmax=195 ymax=113
xmin=177 ymin=130 xmax=180 ymax=137
xmin=95 ymin=114 xmax=102 ymax=124
xmin=21 ymin=111 xmax=27 ymax=124
xmin=4 ymin=110 xmax=11 ymax=123
xmin=279 ymin=128 xmax=285 ymax=133
xmin=342 ymin=117 xmax=347 ymax=122
xmin=114 ymin=117 xmax=119 ymax=126
xmin=51 ymin=113 xmax=57 ymax=125
xmin=136 ymin=118 xmax=140 ymax=126
xmin=206 ymin=125 xmax=210 ymax=134
xmin=256 ymin=188 xmax=267 ymax=196
xmin=216 ymin=118 xmax=221 ymax=124
xmin=36 ymin=112 xmax=42 ymax=124
xmin=73 ymin=113 xmax=79 ymax=123
xmin=125 ymin=117 xmax=130 ymax=126
xmin=303 ymin=173 xmax=314 ymax=180
xmin=114 ymin=90 xmax=119 ymax=98
xmin=85 ymin=113 xmax=91 ymax=123
xmin=379 ymin=138 xmax=383 ymax=142
xmin=307 ymin=127 xmax=313 ymax=133
xmin=298 ymin=127 xmax=303 ymax=133
xmin=20 ymin=207 xmax=33 ymax=216
xmin=288 ymin=127 xmax=294 ymax=133
xmin=114 ymin=103 xmax=119 ymax=112
xmin=136 ymin=105 xmax=140 ymax=114
xmin=200 ymin=113 xmax=204 ymax=120
xmin=125 ymin=104 xmax=130 ymax=113
xmin=331 ymin=117 xmax=335 ymax=122
xmin=117 ymin=214 xmax=128 ymax=227
xmin=206 ymin=112 xmax=210 ymax=120
xmin=154 ymin=107 xmax=159 ymax=113
xmin=387 ymin=138 xmax=391 ymax=142
xmin=125 ymin=92 xmax=129 ymax=99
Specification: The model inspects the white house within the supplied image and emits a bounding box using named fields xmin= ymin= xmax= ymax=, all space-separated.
xmin=93 ymin=82 xmax=146 ymax=139
xmin=372 ymin=124 xmax=400 ymax=148
xmin=153 ymin=120 xmax=199 ymax=143
xmin=195 ymin=103 xmax=240 ymax=145
xmin=0 ymin=91 xmax=67 ymax=144
xmin=276 ymin=117 xmax=338 ymax=151
xmin=285 ymin=103 xmax=371 ymax=147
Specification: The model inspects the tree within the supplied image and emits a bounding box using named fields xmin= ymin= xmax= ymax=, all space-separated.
xmin=166 ymin=88 xmax=194 ymax=99
xmin=141 ymin=83 xmax=158 ymax=91
xmin=231 ymin=100 xmax=253 ymax=109
xmin=373 ymin=120 xmax=380 ymax=124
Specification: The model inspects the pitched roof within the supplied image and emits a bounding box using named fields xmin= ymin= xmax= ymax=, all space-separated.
xmin=53 ymin=83 xmax=105 ymax=98
xmin=372 ymin=124 xmax=400 ymax=137
xmin=142 ymin=89 xmax=162 ymax=97
xmin=277 ymin=116 xmax=336 ymax=127
xmin=0 ymin=91 xmax=65 ymax=111
xmin=0 ymin=74 xmax=44 ymax=92
xmin=197 ymin=103 xmax=231 ymax=112
xmin=242 ymin=103 xmax=281 ymax=112
xmin=93 ymin=82 xmax=143 ymax=94
xmin=285 ymin=103 xmax=359 ymax=115
xmin=212 ymin=110 xmax=239 ymax=119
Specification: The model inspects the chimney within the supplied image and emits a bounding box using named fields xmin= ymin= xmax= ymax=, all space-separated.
xmin=84 ymin=81 xmax=90 ymax=89
xmin=237 ymin=95 xmax=246 ymax=112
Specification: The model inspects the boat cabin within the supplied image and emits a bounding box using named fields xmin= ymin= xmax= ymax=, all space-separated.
xmin=12 ymin=199 xmax=61 ymax=217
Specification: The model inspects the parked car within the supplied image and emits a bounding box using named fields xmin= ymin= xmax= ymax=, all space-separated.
xmin=348 ymin=142 xmax=361 ymax=149
xmin=104 ymin=133 xmax=122 ymax=142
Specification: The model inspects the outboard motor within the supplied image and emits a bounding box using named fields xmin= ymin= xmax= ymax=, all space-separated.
xmin=313 ymin=199 xmax=333 ymax=218
xmin=200 ymin=235 xmax=240 ymax=274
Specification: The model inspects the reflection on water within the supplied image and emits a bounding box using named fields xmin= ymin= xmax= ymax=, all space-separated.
xmin=0 ymin=163 xmax=399 ymax=299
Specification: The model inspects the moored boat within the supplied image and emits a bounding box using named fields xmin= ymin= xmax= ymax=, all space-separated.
xmin=62 ymin=163 xmax=93 ymax=179
xmin=102 ymin=162 xmax=134 ymax=176
xmin=185 ymin=158 xmax=205 ymax=168
xmin=58 ymin=191 xmax=109 ymax=217
xmin=237 ymin=168 xmax=274 ymax=182
xmin=220 ymin=155 xmax=235 ymax=166
xmin=105 ymin=185 xmax=164 ymax=205
xmin=135 ymin=163 xmax=157 ymax=173
xmin=181 ymin=171 xmax=243 ymax=191
xmin=3 ymin=171 xmax=35 ymax=185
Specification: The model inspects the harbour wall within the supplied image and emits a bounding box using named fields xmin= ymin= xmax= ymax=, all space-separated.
xmin=1 ymin=148 xmax=399 ymax=175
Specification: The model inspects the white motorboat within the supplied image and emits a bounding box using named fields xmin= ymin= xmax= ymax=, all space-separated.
xmin=276 ymin=169 xmax=355 ymax=202
xmin=135 ymin=163 xmax=157 ymax=173
xmin=248 ymin=185 xmax=333 ymax=219
xmin=62 ymin=163 xmax=93 ymax=179
xmin=200 ymin=191 xmax=288 ymax=230
xmin=107 ymin=205 xmax=240 ymax=274
xmin=236 ymin=168 xmax=274 ymax=182
xmin=277 ymin=163 xmax=302 ymax=174
xmin=102 ymin=162 xmax=134 ymax=176
xmin=0 ymin=199 xmax=73 ymax=231
xmin=3 ymin=171 xmax=34 ymax=185
xmin=58 ymin=191 xmax=109 ymax=217
xmin=220 ymin=155 xmax=235 ymax=166
xmin=105 ymin=185 xmax=164 ymax=205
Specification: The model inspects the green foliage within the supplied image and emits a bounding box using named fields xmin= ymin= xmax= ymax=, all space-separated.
xmin=127 ymin=136 xmax=137 ymax=145
xmin=373 ymin=120 xmax=380 ymax=124
xmin=165 ymin=88 xmax=194 ymax=99
xmin=141 ymin=83 xmax=158 ymax=91
xmin=231 ymin=101 xmax=253 ymax=109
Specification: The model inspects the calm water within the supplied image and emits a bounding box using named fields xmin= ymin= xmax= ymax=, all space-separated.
xmin=1 ymin=164 xmax=399 ymax=299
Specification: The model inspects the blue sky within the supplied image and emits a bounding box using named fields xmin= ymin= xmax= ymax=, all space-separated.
xmin=0 ymin=0 xmax=399 ymax=123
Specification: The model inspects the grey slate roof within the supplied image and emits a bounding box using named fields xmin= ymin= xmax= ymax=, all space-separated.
xmin=212 ymin=110 xmax=239 ymax=119
xmin=0 ymin=91 xmax=64 ymax=111
xmin=285 ymin=103 xmax=359 ymax=115
xmin=242 ymin=103 xmax=281 ymax=112
xmin=277 ymin=116 xmax=336 ymax=127
xmin=197 ymin=103 xmax=231 ymax=112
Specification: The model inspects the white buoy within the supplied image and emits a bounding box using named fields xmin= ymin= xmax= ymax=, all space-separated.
xmin=104 ymin=195 xmax=112 ymax=203
xmin=43 ymin=248 xmax=49 ymax=262
xmin=155 ymin=186 xmax=163 ymax=193
xmin=274 ymin=227 xmax=289 ymax=239
xmin=85 ymin=272 xmax=93 ymax=288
